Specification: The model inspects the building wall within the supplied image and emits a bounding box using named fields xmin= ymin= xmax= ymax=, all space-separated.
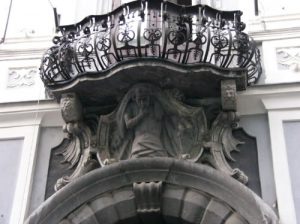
xmin=1 ymin=0 xmax=300 ymax=223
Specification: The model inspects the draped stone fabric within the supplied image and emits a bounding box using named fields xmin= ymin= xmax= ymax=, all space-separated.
xmin=97 ymin=83 xmax=207 ymax=162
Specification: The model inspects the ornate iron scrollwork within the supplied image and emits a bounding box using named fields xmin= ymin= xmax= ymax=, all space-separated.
xmin=117 ymin=24 xmax=135 ymax=44
xmin=40 ymin=0 xmax=262 ymax=87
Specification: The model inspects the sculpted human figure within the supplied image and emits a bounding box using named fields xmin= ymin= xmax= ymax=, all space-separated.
xmin=53 ymin=84 xmax=249 ymax=190
xmin=97 ymin=83 xmax=207 ymax=162
xmin=124 ymin=86 xmax=167 ymax=158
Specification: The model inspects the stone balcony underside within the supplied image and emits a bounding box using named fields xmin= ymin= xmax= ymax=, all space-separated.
xmin=40 ymin=0 xmax=261 ymax=90
xmin=49 ymin=59 xmax=247 ymax=105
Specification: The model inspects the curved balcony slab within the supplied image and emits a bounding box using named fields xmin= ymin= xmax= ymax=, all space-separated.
xmin=49 ymin=58 xmax=247 ymax=106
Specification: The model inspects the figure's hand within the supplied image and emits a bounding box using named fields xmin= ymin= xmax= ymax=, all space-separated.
xmin=139 ymin=101 xmax=148 ymax=111
xmin=137 ymin=96 xmax=150 ymax=110
xmin=125 ymin=106 xmax=148 ymax=129
xmin=139 ymin=105 xmax=149 ymax=117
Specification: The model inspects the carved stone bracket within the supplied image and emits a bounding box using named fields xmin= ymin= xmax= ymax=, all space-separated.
xmin=221 ymin=79 xmax=237 ymax=111
xmin=199 ymin=80 xmax=248 ymax=184
xmin=200 ymin=111 xmax=248 ymax=184
xmin=54 ymin=93 xmax=99 ymax=191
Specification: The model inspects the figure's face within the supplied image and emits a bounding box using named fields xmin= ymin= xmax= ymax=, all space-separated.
xmin=135 ymin=88 xmax=150 ymax=108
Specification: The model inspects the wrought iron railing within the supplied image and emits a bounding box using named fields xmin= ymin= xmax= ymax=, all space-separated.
xmin=40 ymin=0 xmax=262 ymax=87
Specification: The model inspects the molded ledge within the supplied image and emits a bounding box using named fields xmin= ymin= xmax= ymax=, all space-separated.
xmin=49 ymin=58 xmax=247 ymax=106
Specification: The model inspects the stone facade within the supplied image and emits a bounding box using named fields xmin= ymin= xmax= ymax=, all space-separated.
xmin=1 ymin=0 xmax=300 ymax=224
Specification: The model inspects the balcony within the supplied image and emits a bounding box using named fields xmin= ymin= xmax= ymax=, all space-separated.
xmin=40 ymin=0 xmax=261 ymax=92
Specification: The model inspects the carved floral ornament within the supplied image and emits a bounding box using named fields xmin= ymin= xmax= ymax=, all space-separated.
xmin=276 ymin=47 xmax=300 ymax=72
xmin=54 ymin=82 xmax=247 ymax=191
xmin=7 ymin=67 xmax=37 ymax=88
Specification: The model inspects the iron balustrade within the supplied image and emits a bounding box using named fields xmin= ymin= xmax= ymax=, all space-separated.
xmin=40 ymin=0 xmax=262 ymax=87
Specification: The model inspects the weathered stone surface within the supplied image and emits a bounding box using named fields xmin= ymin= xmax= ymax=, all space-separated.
xmin=230 ymin=128 xmax=262 ymax=196
xmin=26 ymin=158 xmax=278 ymax=224
xmin=133 ymin=181 xmax=162 ymax=213
xmin=97 ymin=83 xmax=207 ymax=162
xmin=48 ymin=83 xmax=255 ymax=193
xmin=49 ymin=59 xmax=247 ymax=106
xmin=221 ymin=79 xmax=237 ymax=111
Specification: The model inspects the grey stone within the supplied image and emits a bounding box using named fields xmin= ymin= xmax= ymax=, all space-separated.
xmin=52 ymin=83 xmax=250 ymax=191
xmin=25 ymin=158 xmax=278 ymax=224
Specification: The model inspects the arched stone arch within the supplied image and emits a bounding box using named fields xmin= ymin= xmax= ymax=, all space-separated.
xmin=26 ymin=158 xmax=278 ymax=224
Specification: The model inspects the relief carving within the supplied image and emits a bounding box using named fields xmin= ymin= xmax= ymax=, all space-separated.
xmin=97 ymin=83 xmax=207 ymax=163
xmin=7 ymin=67 xmax=36 ymax=88
xmin=53 ymin=83 xmax=247 ymax=190
xmin=54 ymin=93 xmax=99 ymax=191
xmin=276 ymin=47 xmax=300 ymax=72
xmin=221 ymin=79 xmax=237 ymax=111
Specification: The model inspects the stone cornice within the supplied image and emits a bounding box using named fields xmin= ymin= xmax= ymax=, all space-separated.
xmin=248 ymin=13 xmax=300 ymax=41
xmin=0 ymin=36 xmax=52 ymax=61
xmin=0 ymin=99 xmax=63 ymax=127
xmin=237 ymin=82 xmax=300 ymax=115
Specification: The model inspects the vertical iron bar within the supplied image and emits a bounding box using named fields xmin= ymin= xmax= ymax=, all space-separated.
xmin=222 ymin=27 xmax=232 ymax=68
xmin=254 ymin=0 xmax=259 ymax=16
xmin=53 ymin=8 xmax=60 ymax=32
xmin=137 ymin=20 xmax=142 ymax=57
xmin=111 ymin=15 xmax=121 ymax=61
xmin=181 ymin=22 xmax=190 ymax=64
xmin=202 ymin=26 xmax=210 ymax=62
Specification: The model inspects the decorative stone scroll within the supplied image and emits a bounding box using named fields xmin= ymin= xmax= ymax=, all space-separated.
xmin=54 ymin=93 xmax=99 ymax=191
xmin=276 ymin=47 xmax=300 ymax=72
xmin=7 ymin=67 xmax=37 ymax=88
xmin=53 ymin=82 xmax=248 ymax=190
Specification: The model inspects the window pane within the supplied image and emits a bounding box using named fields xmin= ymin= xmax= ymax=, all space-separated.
xmin=0 ymin=139 xmax=23 ymax=224
xmin=284 ymin=121 xmax=300 ymax=223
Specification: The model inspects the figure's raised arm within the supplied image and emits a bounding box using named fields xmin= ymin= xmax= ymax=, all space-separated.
xmin=124 ymin=108 xmax=147 ymax=129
